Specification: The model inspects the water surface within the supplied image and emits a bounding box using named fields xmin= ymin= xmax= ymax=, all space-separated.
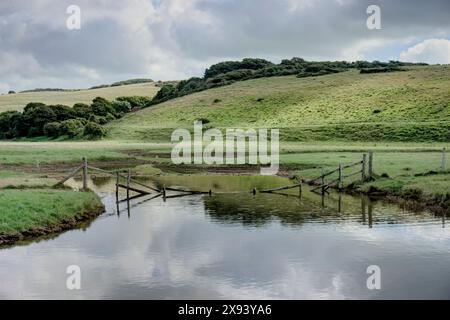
xmin=0 ymin=175 xmax=449 ymax=299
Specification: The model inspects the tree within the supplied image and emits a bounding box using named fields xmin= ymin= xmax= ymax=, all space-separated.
xmin=43 ymin=122 xmax=62 ymax=138
xmin=84 ymin=121 xmax=106 ymax=139
xmin=59 ymin=119 xmax=84 ymax=138
xmin=22 ymin=104 xmax=57 ymax=137
xmin=91 ymin=97 xmax=116 ymax=117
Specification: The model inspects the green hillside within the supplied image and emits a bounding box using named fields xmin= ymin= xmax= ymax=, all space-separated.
xmin=0 ymin=82 xmax=159 ymax=113
xmin=107 ymin=65 xmax=450 ymax=142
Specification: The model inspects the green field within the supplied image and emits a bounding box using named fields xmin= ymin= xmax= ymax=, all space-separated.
xmin=0 ymin=82 xmax=159 ymax=112
xmin=107 ymin=66 xmax=450 ymax=142
xmin=1 ymin=65 xmax=449 ymax=213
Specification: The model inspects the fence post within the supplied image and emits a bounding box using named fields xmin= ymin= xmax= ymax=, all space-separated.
xmin=338 ymin=164 xmax=343 ymax=191
xmin=126 ymin=170 xmax=131 ymax=200
xmin=82 ymin=157 xmax=88 ymax=191
xmin=368 ymin=151 xmax=374 ymax=178
xmin=321 ymin=168 xmax=325 ymax=195
xmin=298 ymin=181 xmax=302 ymax=198
xmin=442 ymin=148 xmax=447 ymax=172
xmin=115 ymin=171 xmax=119 ymax=199
xmin=362 ymin=154 xmax=367 ymax=181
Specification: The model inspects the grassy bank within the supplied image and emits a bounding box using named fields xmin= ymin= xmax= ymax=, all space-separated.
xmin=107 ymin=66 xmax=450 ymax=142
xmin=0 ymin=189 xmax=104 ymax=245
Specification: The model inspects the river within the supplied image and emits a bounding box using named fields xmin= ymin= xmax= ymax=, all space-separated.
xmin=0 ymin=175 xmax=449 ymax=299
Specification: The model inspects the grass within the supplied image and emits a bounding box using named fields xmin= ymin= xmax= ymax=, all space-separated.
xmin=107 ymin=66 xmax=450 ymax=142
xmin=0 ymin=189 xmax=104 ymax=239
xmin=0 ymin=82 xmax=159 ymax=112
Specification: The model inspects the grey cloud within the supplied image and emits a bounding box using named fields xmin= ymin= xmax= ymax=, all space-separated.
xmin=0 ymin=0 xmax=449 ymax=92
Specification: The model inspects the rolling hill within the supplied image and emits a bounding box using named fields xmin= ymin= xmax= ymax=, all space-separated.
xmin=107 ymin=65 xmax=450 ymax=142
xmin=0 ymin=82 xmax=160 ymax=112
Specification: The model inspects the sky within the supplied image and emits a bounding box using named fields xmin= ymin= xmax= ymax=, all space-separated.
xmin=0 ymin=0 xmax=449 ymax=92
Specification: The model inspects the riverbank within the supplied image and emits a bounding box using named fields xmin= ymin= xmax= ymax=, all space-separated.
xmin=0 ymin=189 xmax=105 ymax=246
xmin=1 ymin=140 xmax=448 ymax=218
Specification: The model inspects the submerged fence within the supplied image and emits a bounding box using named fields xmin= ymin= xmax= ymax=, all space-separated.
xmin=54 ymin=148 xmax=448 ymax=201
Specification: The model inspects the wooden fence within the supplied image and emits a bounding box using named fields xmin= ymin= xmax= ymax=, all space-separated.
xmin=54 ymin=149 xmax=447 ymax=201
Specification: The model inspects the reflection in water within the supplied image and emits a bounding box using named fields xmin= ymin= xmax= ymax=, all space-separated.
xmin=0 ymin=175 xmax=449 ymax=299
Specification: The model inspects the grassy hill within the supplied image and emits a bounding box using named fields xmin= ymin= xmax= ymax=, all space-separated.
xmin=0 ymin=82 xmax=160 ymax=112
xmin=107 ymin=65 xmax=450 ymax=142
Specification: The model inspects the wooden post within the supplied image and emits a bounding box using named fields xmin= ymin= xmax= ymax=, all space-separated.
xmin=338 ymin=192 xmax=342 ymax=213
xmin=115 ymin=171 xmax=119 ymax=199
xmin=368 ymin=200 xmax=373 ymax=229
xmin=442 ymin=148 xmax=447 ymax=172
xmin=338 ymin=164 xmax=343 ymax=191
xmin=209 ymin=189 xmax=212 ymax=196
xmin=126 ymin=170 xmax=131 ymax=201
xmin=362 ymin=154 xmax=367 ymax=181
xmin=162 ymin=185 xmax=166 ymax=200
xmin=298 ymin=181 xmax=302 ymax=198
xmin=361 ymin=196 xmax=366 ymax=224
xmin=321 ymin=168 xmax=325 ymax=195
xmin=82 ymin=157 xmax=88 ymax=191
xmin=368 ymin=151 xmax=374 ymax=178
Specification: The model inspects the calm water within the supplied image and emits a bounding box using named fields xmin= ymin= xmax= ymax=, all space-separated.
xmin=0 ymin=175 xmax=449 ymax=299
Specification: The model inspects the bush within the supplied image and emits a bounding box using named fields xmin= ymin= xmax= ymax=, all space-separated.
xmin=91 ymin=97 xmax=116 ymax=117
xmin=22 ymin=104 xmax=57 ymax=137
xmin=84 ymin=122 xmax=105 ymax=139
xmin=116 ymin=96 xmax=151 ymax=109
xmin=112 ymin=100 xmax=132 ymax=114
xmin=43 ymin=122 xmax=62 ymax=138
xmin=73 ymin=103 xmax=93 ymax=119
xmin=60 ymin=119 xmax=84 ymax=138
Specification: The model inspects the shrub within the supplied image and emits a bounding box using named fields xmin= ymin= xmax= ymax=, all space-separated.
xmin=51 ymin=104 xmax=75 ymax=121
xmin=22 ymin=104 xmax=57 ymax=137
xmin=112 ymin=100 xmax=132 ymax=114
xmin=60 ymin=119 xmax=84 ymax=138
xmin=73 ymin=103 xmax=93 ymax=119
xmin=0 ymin=111 xmax=21 ymax=139
xmin=91 ymin=97 xmax=116 ymax=117
xmin=43 ymin=122 xmax=62 ymax=138
xmin=116 ymin=96 xmax=151 ymax=109
xmin=84 ymin=122 xmax=106 ymax=139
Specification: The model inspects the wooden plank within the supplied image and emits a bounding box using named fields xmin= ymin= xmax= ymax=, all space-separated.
xmin=310 ymin=167 xmax=339 ymax=182
xmin=88 ymin=166 xmax=116 ymax=175
xmin=117 ymin=184 xmax=151 ymax=195
xmin=260 ymin=183 xmax=302 ymax=193
xmin=343 ymin=169 xmax=363 ymax=179
xmin=117 ymin=174 xmax=161 ymax=193
xmin=54 ymin=166 xmax=83 ymax=186
xmin=342 ymin=160 xmax=363 ymax=170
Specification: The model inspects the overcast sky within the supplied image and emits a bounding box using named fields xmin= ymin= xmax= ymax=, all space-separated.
xmin=1 ymin=0 xmax=449 ymax=92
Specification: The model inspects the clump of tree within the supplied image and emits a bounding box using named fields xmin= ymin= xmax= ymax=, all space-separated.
xmin=0 ymin=96 xmax=135 ymax=140
xmin=149 ymin=58 xmax=427 ymax=106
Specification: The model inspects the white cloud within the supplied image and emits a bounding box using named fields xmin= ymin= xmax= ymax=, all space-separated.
xmin=1 ymin=0 xmax=450 ymax=91
xmin=400 ymin=38 xmax=450 ymax=64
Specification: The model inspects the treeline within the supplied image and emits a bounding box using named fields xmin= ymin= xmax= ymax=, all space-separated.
xmin=0 ymin=96 xmax=151 ymax=140
xmin=89 ymin=78 xmax=153 ymax=89
xmin=150 ymin=58 xmax=427 ymax=105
